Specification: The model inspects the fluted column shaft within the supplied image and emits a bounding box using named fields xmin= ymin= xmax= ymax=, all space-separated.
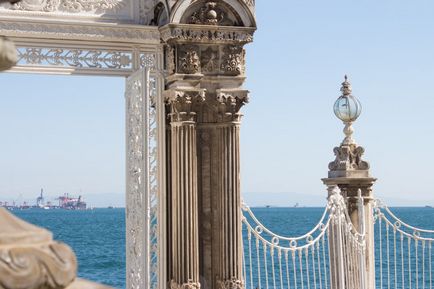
xmin=171 ymin=122 xmax=200 ymax=288
xmin=215 ymin=122 xmax=243 ymax=289
xmin=166 ymin=91 xmax=204 ymax=289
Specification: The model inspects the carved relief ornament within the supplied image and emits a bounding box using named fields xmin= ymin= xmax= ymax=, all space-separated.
xmin=221 ymin=45 xmax=245 ymax=75
xmin=3 ymin=0 xmax=125 ymax=13
xmin=179 ymin=46 xmax=200 ymax=74
xmin=328 ymin=144 xmax=370 ymax=171
xmin=201 ymin=46 xmax=218 ymax=73
xmin=189 ymin=1 xmax=224 ymax=26
xmin=166 ymin=45 xmax=176 ymax=74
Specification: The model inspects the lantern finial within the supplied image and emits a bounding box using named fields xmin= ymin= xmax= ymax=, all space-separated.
xmin=340 ymin=75 xmax=352 ymax=96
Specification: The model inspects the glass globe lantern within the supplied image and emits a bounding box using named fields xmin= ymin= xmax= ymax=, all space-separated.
xmin=333 ymin=76 xmax=362 ymax=145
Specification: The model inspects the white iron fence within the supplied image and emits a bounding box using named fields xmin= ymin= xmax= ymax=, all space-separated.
xmin=374 ymin=201 xmax=434 ymax=289
xmin=241 ymin=187 xmax=366 ymax=289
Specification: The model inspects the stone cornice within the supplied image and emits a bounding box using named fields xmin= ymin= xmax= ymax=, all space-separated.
xmin=0 ymin=17 xmax=161 ymax=44
xmin=159 ymin=23 xmax=255 ymax=45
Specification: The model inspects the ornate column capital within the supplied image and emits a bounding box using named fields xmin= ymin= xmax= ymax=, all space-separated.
xmin=215 ymin=89 xmax=249 ymax=123
xmin=165 ymin=89 xmax=206 ymax=123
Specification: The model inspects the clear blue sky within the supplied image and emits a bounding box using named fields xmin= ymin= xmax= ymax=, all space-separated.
xmin=1 ymin=0 xmax=434 ymax=207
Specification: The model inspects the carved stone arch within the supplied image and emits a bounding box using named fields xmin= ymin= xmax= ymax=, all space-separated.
xmin=170 ymin=0 xmax=256 ymax=28
xmin=150 ymin=1 xmax=169 ymax=26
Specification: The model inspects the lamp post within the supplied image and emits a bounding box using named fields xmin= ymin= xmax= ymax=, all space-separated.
xmin=323 ymin=76 xmax=376 ymax=289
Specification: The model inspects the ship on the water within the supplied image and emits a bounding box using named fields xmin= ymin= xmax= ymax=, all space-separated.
xmin=0 ymin=189 xmax=87 ymax=210
xmin=57 ymin=193 xmax=87 ymax=210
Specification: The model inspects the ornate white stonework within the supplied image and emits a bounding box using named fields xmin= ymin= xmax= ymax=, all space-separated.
xmin=125 ymin=65 xmax=165 ymax=289
xmin=17 ymin=47 xmax=132 ymax=68
xmin=160 ymin=24 xmax=255 ymax=44
xmin=0 ymin=1 xmax=256 ymax=289
xmin=7 ymin=0 xmax=125 ymax=13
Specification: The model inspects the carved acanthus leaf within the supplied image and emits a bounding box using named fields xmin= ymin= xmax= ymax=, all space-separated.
xmin=165 ymin=90 xmax=206 ymax=122
xmin=216 ymin=90 xmax=249 ymax=122
xmin=328 ymin=144 xmax=370 ymax=171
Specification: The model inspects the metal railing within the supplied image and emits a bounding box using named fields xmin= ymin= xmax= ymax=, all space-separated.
xmin=374 ymin=201 xmax=434 ymax=289
xmin=241 ymin=187 xmax=366 ymax=289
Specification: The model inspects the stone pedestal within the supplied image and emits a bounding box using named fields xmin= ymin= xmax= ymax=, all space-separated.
xmin=323 ymin=143 xmax=376 ymax=289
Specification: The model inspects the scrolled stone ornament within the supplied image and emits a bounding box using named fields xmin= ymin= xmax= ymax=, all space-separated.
xmin=0 ymin=36 xmax=18 ymax=71
xmin=0 ymin=208 xmax=77 ymax=289
xmin=179 ymin=46 xmax=200 ymax=74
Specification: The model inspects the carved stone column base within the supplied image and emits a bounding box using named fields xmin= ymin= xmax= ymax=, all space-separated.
xmin=216 ymin=278 xmax=244 ymax=289
xmin=170 ymin=280 xmax=201 ymax=289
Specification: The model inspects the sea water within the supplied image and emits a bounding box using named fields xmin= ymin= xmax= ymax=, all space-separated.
xmin=12 ymin=207 xmax=434 ymax=288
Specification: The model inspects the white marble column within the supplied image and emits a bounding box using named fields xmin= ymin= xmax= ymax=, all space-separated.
xmin=166 ymin=90 xmax=205 ymax=289
xmin=214 ymin=92 xmax=248 ymax=289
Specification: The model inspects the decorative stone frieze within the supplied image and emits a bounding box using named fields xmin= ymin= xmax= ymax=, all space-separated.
xmin=4 ymin=0 xmax=125 ymax=13
xmin=165 ymin=89 xmax=206 ymax=122
xmin=17 ymin=47 xmax=132 ymax=69
xmin=220 ymin=45 xmax=245 ymax=75
xmin=216 ymin=278 xmax=244 ymax=289
xmin=160 ymin=24 xmax=255 ymax=45
xmin=0 ymin=20 xmax=161 ymax=44
xmin=178 ymin=45 xmax=200 ymax=74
